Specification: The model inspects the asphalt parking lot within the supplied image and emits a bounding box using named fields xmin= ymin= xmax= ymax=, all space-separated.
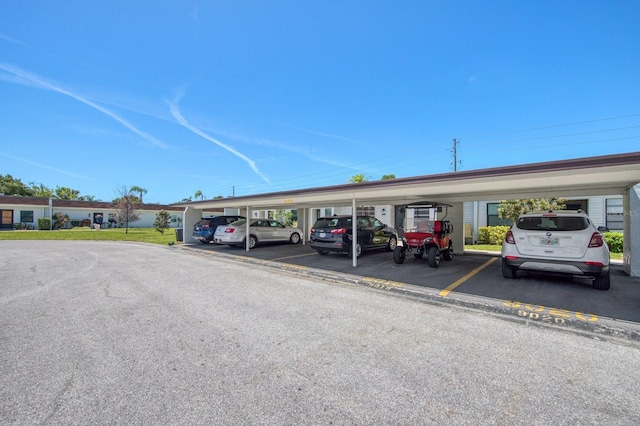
xmin=182 ymin=240 xmax=640 ymax=343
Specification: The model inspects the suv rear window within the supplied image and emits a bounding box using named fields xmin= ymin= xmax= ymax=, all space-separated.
xmin=516 ymin=216 xmax=589 ymax=231
xmin=314 ymin=217 xmax=351 ymax=228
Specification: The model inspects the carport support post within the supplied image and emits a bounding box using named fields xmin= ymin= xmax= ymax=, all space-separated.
xmin=183 ymin=207 xmax=202 ymax=244
xmin=352 ymin=198 xmax=357 ymax=267
xmin=245 ymin=205 xmax=252 ymax=252
xmin=623 ymin=184 xmax=640 ymax=277
xmin=448 ymin=202 xmax=465 ymax=255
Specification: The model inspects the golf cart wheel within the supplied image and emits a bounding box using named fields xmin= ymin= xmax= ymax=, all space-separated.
xmin=393 ymin=247 xmax=406 ymax=264
xmin=442 ymin=244 xmax=453 ymax=261
xmin=427 ymin=246 xmax=440 ymax=268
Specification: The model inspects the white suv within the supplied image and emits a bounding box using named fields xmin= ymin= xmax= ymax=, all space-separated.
xmin=501 ymin=210 xmax=611 ymax=290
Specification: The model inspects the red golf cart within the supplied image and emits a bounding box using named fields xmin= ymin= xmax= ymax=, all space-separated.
xmin=392 ymin=202 xmax=454 ymax=268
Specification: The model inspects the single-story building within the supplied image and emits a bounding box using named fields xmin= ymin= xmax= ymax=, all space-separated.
xmin=0 ymin=196 xmax=186 ymax=229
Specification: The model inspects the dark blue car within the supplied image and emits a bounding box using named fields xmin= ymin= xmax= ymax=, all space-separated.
xmin=193 ymin=215 xmax=244 ymax=244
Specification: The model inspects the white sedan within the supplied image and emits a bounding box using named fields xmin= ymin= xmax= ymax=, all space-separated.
xmin=214 ymin=219 xmax=303 ymax=249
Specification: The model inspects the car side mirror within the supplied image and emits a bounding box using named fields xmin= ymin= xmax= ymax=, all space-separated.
xmin=597 ymin=226 xmax=609 ymax=232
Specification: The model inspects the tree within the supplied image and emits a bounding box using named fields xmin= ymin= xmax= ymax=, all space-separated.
xmin=29 ymin=182 xmax=54 ymax=197
xmin=194 ymin=190 xmax=205 ymax=200
xmin=498 ymin=198 xmax=567 ymax=223
xmin=112 ymin=186 xmax=141 ymax=233
xmin=154 ymin=210 xmax=171 ymax=235
xmin=0 ymin=174 xmax=33 ymax=196
xmin=348 ymin=174 xmax=368 ymax=183
xmin=54 ymin=186 xmax=81 ymax=200
xmin=52 ymin=212 xmax=69 ymax=229
xmin=130 ymin=186 xmax=148 ymax=203
xmin=381 ymin=174 xmax=396 ymax=180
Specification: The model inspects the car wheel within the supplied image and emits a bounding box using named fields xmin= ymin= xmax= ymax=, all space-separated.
xmin=427 ymin=246 xmax=440 ymax=268
xmin=442 ymin=243 xmax=453 ymax=261
xmin=347 ymin=242 xmax=362 ymax=258
xmin=316 ymin=250 xmax=329 ymax=255
xmin=245 ymin=235 xmax=257 ymax=249
xmin=592 ymin=271 xmax=610 ymax=290
xmin=393 ymin=247 xmax=405 ymax=264
xmin=386 ymin=236 xmax=397 ymax=251
xmin=289 ymin=233 xmax=301 ymax=244
xmin=501 ymin=259 xmax=517 ymax=279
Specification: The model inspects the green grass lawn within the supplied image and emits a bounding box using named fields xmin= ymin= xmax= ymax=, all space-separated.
xmin=0 ymin=227 xmax=181 ymax=245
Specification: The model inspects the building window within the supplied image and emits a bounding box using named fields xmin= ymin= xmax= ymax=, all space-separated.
xmin=356 ymin=206 xmax=374 ymax=216
xmin=20 ymin=210 xmax=34 ymax=223
xmin=413 ymin=208 xmax=430 ymax=219
xmin=108 ymin=213 xmax=117 ymax=224
xmin=606 ymin=198 xmax=623 ymax=231
xmin=487 ymin=203 xmax=513 ymax=226
xmin=565 ymin=199 xmax=587 ymax=211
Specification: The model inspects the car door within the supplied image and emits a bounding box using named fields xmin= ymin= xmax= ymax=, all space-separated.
xmin=253 ymin=220 xmax=273 ymax=241
xmin=269 ymin=220 xmax=289 ymax=241
xmin=371 ymin=217 xmax=392 ymax=246
xmin=357 ymin=216 xmax=375 ymax=246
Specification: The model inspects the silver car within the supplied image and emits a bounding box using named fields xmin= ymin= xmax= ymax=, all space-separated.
xmin=214 ymin=219 xmax=303 ymax=249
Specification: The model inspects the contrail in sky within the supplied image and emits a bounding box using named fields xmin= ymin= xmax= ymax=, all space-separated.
xmin=0 ymin=152 xmax=90 ymax=179
xmin=0 ymin=63 xmax=166 ymax=148
xmin=167 ymin=96 xmax=270 ymax=184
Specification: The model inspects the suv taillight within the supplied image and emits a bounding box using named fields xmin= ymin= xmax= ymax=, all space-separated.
xmin=504 ymin=230 xmax=515 ymax=244
xmin=331 ymin=228 xmax=347 ymax=235
xmin=588 ymin=232 xmax=604 ymax=248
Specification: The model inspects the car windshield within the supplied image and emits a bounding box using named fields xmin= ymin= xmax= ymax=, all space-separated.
xmin=516 ymin=216 xmax=588 ymax=231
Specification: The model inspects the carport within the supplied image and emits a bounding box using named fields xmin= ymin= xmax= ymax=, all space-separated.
xmin=179 ymin=152 xmax=640 ymax=277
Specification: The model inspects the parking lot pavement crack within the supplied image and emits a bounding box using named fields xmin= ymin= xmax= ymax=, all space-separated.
xmin=42 ymin=371 xmax=75 ymax=424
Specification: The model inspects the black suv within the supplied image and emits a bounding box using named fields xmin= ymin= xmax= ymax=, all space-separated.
xmin=309 ymin=215 xmax=397 ymax=258
xmin=193 ymin=215 xmax=244 ymax=243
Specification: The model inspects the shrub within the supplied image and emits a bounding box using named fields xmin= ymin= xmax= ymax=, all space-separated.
xmin=478 ymin=226 xmax=510 ymax=245
xmin=38 ymin=218 xmax=51 ymax=230
xmin=604 ymin=232 xmax=623 ymax=253
xmin=53 ymin=212 xmax=70 ymax=229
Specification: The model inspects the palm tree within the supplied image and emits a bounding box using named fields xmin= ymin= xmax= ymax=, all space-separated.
xmin=348 ymin=174 xmax=368 ymax=183
xmin=130 ymin=186 xmax=147 ymax=203
xmin=194 ymin=190 xmax=205 ymax=200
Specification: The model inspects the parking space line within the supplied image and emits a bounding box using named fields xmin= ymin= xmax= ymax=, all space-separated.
xmin=439 ymin=257 xmax=498 ymax=297
xmin=271 ymin=252 xmax=319 ymax=261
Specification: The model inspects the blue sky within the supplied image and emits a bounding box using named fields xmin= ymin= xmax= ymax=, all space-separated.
xmin=1 ymin=1 xmax=639 ymax=204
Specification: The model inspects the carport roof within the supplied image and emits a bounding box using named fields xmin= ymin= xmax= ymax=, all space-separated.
xmin=178 ymin=151 xmax=640 ymax=210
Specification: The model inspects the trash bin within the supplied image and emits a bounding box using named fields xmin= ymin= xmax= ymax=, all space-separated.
xmin=175 ymin=228 xmax=183 ymax=242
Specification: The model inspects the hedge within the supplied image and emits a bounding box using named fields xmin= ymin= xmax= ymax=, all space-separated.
xmin=477 ymin=226 xmax=624 ymax=254
xmin=477 ymin=226 xmax=510 ymax=245
xmin=37 ymin=218 xmax=51 ymax=230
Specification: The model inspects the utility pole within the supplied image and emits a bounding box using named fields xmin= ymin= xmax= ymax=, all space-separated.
xmin=450 ymin=138 xmax=462 ymax=171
